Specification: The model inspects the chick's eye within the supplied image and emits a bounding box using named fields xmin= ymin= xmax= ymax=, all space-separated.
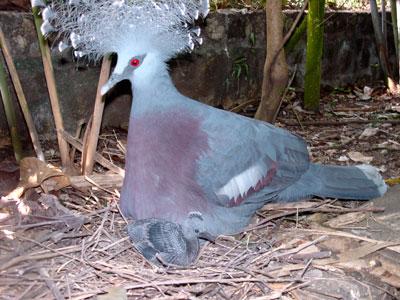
xmin=130 ymin=58 xmax=140 ymax=67
xmin=194 ymin=229 xmax=199 ymax=233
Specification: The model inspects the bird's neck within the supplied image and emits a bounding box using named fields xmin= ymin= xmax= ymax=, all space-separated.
xmin=131 ymin=54 xmax=183 ymax=116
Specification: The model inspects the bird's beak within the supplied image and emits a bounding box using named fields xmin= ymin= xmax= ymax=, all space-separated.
xmin=101 ymin=73 xmax=123 ymax=95
xmin=199 ymin=232 xmax=216 ymax=242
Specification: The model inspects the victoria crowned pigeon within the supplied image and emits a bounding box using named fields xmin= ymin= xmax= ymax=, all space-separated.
xmin=38 ymin=0 xmax=387 ymax=266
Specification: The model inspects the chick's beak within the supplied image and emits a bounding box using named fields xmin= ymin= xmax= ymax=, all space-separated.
xmin=198 ymin=232 xmax=216 ymax=242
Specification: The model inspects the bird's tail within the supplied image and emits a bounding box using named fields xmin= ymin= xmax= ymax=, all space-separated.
xmin=278 ymin=163 xmax=387 ymax=201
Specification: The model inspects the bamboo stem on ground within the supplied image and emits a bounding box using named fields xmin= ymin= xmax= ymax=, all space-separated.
xmin=82 ymin=56 xmax=112 ymax=175
xmin=70 ymin=174 xmax=123 ymax=189
xmin=0 ymin=27 xmax=45 ymax=161
xmin=61 ymin=130 xmax=125 ymax=177
xmin=32 ymin=6 xmax=71 ymax=168
xmin=0 ymin=49 xmax=23 ymax=162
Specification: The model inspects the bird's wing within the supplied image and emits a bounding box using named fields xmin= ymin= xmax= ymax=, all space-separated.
xmin=196 ymin=104 xmax=310 ymax=207
xmin=127 ymin=219 xmax=190 ymax=265
xmin=146 ymin=220 xmax=187 ymax=255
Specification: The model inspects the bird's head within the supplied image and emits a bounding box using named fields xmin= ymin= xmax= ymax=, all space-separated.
xmin=182 ymin=212 xmax=215 ymax=242
xmin=100 ymin=52 xmax=147 ymax=95
xmin=37 ymin=0 xmax=209 ymax=93
xmin=99 ymin=40 xmax=171 ymax=95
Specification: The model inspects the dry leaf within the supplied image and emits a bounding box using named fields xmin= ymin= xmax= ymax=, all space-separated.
xmin=97 ymin=287 xmax=127 ymax=300
xmin=385 ymin=177 xmax=400 ymax=186
xmin=251 ymin=291 xmax=282 ymax=299
xmin=340 ymin=135 xmax=352 ymax=145
xmin=347 ymin=151 xmax=373 ymax=163
xmin=39 ymin=194 xmax=86 ymax=229
xmin=324 ymin=212 xmax=367 ymax=228
xmin=377 ymin=141 xmax=400 ymax=151
xmin=353 ymin=86 xmax=373 ymax=101
xmin=0 ymin=193 xmax=85 ymax=229
xmin=359 ymin=127 xmax=379 ymax=139
xmin=378 ymin=165 xmax=387 ymax=173
xmin=390 ymin=105 xmax=400 ymax=113
xmin=389 ymin=245 xmax=400 ymax=254
xmin=334 ymin=111 xmax=355 ymax=117
xmin=337 ymin=155 xmax=349 ymax=162
xmin=19 ymin=157 xmax=70 ymax=191
xmin=370 ymin=267 xmax=400 ymax=288
xmin=326 ymin=149 xmax=337 ymax=156
xmin=337 ymin=242 xmax=400 ymax=264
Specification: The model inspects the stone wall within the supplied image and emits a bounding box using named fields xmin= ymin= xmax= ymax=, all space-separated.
xmin=0 ymin=10 xmax=390 ymax=139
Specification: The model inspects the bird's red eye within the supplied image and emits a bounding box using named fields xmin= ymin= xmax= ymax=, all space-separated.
xmin=130 ymin=58 xmax=140 ymax=67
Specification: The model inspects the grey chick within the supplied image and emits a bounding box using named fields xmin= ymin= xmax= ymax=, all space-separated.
xmin=127 ymin=212 xmax=215 ymax=266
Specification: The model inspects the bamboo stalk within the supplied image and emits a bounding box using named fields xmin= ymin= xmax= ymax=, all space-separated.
xmin=82 ymin=56 xmax=112 ymax=175
xmin=390 ymin=1 xmax=398 ymax=67
xmin=370 ymin=0 xmax=390 ymax=78
xmin=285 ymin=17 xmax=307 ymax=54
xmin=31 ymin=5 xmax=71 ymax=168
xmin=0 ymin=50 xmax=23 ymax=162
xmin=303 ymin=0 xmax=326 ymax=111
xmin=0 ymin=27 xmax=45 ymax=162
xmin=382 ymin=0 xmax=388 ymax=50
xmin=371 ymin=0 xmax=398 ymax=91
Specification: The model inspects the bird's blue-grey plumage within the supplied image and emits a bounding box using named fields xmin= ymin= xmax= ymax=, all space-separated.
xmin=39 ymin=0 xmax=387 ymax=266
xmin=118 ymin=67 xmax=386 ymax=238
xmin=127 ymin=212 xmax=213 ymax=266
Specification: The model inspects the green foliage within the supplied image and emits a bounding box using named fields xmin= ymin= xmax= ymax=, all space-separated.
xmin=231 ymin=32 xmax=255 ymax=82
xmin=331 ymin=87 xmax=352 ymax=93
xmin=249 ymin=32 xmax=256 ymax=47
xmin=285 ymin=16 xmax=307 ymax=53
xmin=232 ymin=56 xmax=249 ymax=80
xmin=210 ymin=0 xmax=265 ymax=10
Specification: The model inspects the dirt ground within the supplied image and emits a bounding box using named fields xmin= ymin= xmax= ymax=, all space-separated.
xmin=0 ymin=86 xmax=399 ymax=299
